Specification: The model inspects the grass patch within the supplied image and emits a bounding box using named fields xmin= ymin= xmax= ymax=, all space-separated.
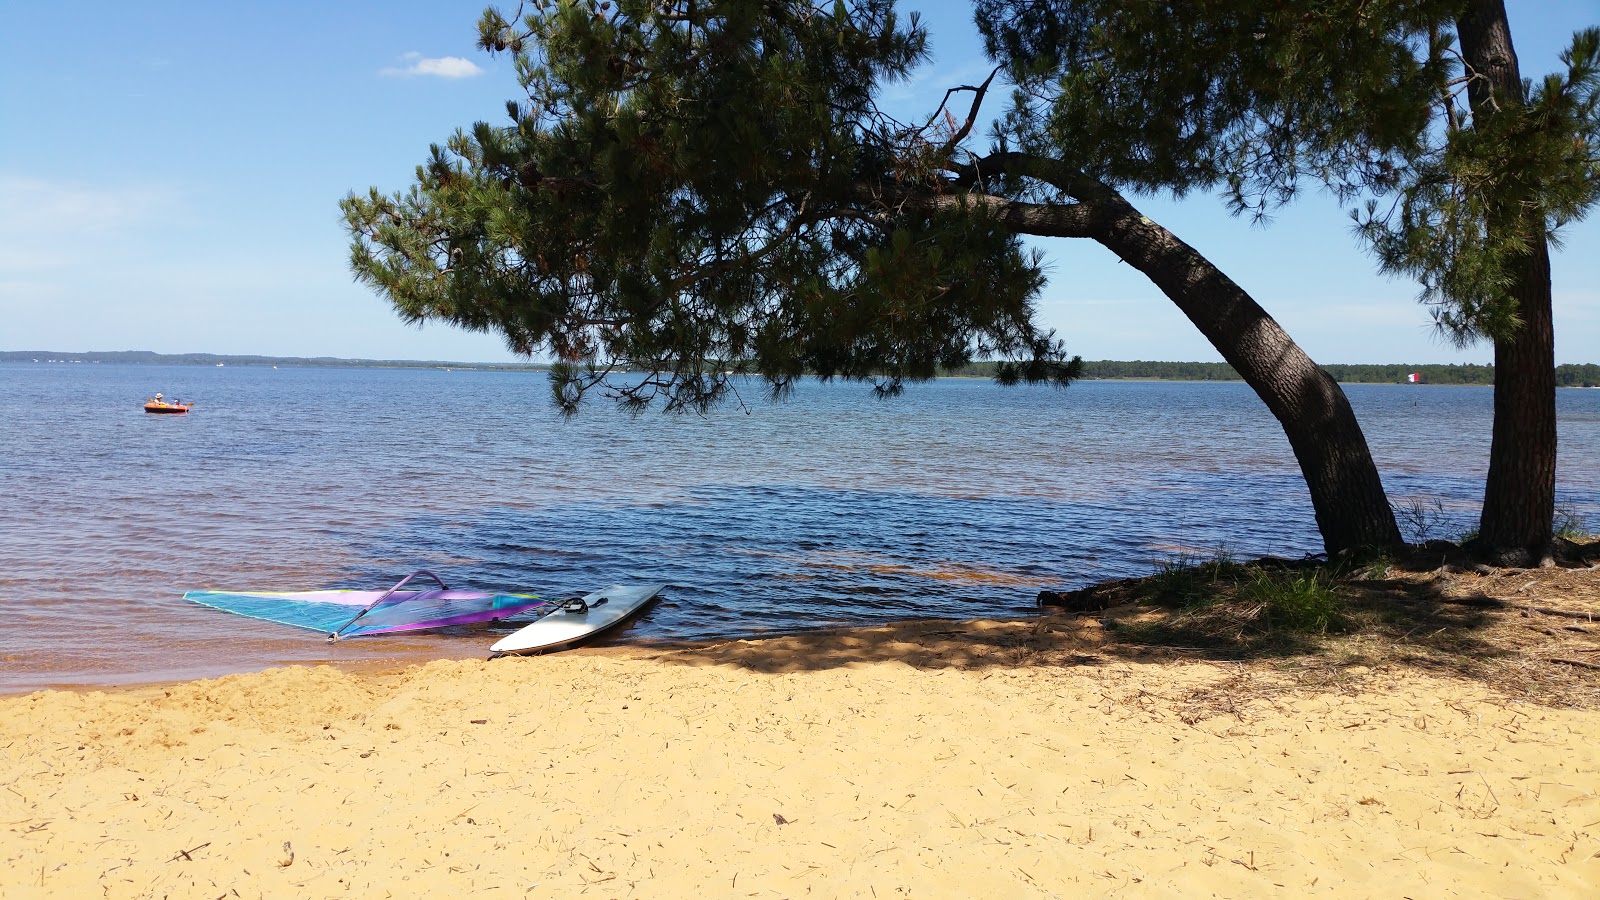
xmin=1242 ymin=569 xmax=1347 ymax=633
xmin=1062 ymin=538 xmax=1600 ymax=711
xmin=1393 ymin=496 xmax=1447 ymax=543
xmin=1555 ymin=505 xmax=1591 ymax=540
xmin=1109 ymin=556 xmax=1351 ymax=654
xmin=1139 ymin=555 xmax=1345 ymax=635
xmin=1144 ymin=551 xmax=1246 ymax=609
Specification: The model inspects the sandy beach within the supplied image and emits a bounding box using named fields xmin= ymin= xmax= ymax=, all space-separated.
xmin=4 ymin=611 xmax=1598 ymax=898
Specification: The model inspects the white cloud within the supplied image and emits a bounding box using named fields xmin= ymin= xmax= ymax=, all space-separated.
xmin=381 ymin=52 xmax=483 ymax=79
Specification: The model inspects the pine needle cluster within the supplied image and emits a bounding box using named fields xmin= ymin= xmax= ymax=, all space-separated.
xmin=342 ymin=0 xmax=1078 ymax=414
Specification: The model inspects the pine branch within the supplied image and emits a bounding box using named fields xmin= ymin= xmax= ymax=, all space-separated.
xmin=926 ymin=64 xmax=1003 ymax=156
xmin=845 ymin=178 xmax=1101 ymax=239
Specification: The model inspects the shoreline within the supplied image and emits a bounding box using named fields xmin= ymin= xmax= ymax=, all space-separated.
xmin=11 ymin=538 xmax=1597 ymax=697
xmin=5 ymin=555 xmax=1599 ymax=896
xmin=11 ymin=356 xmax=1599 ymax=388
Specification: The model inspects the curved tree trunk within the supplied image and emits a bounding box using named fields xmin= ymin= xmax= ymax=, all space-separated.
xmin=867 ymin=166 xmax=1404 ymax=556
xmin=1085 ymin=195 xmax=1403 ymax=556
xmin=1457 ymin=1 xmax=1557 ymax=566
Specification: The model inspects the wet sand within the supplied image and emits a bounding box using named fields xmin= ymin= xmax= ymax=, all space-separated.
xmin=3 ymin=617 xmax=1597 ymax=897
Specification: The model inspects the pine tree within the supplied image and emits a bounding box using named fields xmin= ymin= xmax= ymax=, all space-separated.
xmin=1363 ymin=3 xmax=1598 ymax=565
xmin=975 ymin=0 xmax=1599 ymax=564
xmin=343 ymin=0 xmax=1402 ymax=555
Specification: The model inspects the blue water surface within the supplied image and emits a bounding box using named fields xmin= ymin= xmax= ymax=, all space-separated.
xmin=1 ymin=361 xmax=1595 ymax=691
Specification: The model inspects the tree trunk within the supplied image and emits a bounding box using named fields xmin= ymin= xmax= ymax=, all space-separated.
xmin=1084 ymin=194 xmax=1402 ymax=556
xmin=1457 ymin=1 xmax=1557 ymax=566
xmin=871 ymin=168 xmax=1404 ymax=556
xmin=1480 ymin=247 xmax=1556 ymax=565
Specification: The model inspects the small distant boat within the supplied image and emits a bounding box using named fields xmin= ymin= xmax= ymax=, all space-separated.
xmin=144 ymin=398 xmax=192 ymax=414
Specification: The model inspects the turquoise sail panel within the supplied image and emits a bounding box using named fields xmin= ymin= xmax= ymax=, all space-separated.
xmin=183 ymin=588 xmax=548 ymax=637
xmin=184 ymin=590 xmax=372 ymax=633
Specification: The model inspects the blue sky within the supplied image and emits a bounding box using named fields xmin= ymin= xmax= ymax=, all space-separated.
xmin=2 ymin=1 xmax=1595 ymax=364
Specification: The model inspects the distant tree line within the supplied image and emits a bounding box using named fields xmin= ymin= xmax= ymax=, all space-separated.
xmin=1556 ymin=364 xmax=1600 ymax=388
xmin=7 ymin=351 xmax=1596 ymax=387
xmin=944 ymin=360 xmax=1600 ymax=387
xmin=0 ymin=350 xmax=548 ymax=370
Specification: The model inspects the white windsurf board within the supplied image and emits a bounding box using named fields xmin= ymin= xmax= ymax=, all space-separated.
xmin=489 ymin=583 xmax=666 ymax=655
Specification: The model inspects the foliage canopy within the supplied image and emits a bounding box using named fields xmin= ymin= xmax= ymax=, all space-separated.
xmin=974 ymin=0 xmax=1600 ymax=343
xmin=976 ymin=0 xmax=1459 ymax=212
xmin=343 ymin=0 xmax=1077 ymax=413
xmin=1358 ymin=24 xmax=1599 ymax=343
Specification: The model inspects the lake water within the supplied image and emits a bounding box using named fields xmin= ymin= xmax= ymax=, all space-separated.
xmin=2 ymin=362 xmax=1596 ymax=693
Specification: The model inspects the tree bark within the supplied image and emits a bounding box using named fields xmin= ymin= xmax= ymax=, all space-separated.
xmin=1457 ymin=0 xmax=1557 ymax=566
xmin=1479 ymin=241 xmax=1557 ymax=566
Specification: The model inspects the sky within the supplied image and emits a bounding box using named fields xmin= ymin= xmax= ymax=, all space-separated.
xmin=1 ymin=1 xmax=1596 ymax=365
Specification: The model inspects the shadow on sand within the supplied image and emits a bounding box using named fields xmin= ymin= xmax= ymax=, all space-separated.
xmin=627 ymin=544 xmax=1600 ymax=708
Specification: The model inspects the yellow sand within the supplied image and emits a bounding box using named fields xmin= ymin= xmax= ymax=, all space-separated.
xmin=3 ymin=627 xmax=1598 ymax=898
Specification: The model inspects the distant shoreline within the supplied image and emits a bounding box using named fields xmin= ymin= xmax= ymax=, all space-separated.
xmin=3 ymin=351 xmax=1597 ymax=387
xmin=0 ymin=350 xmax=548 ymax=372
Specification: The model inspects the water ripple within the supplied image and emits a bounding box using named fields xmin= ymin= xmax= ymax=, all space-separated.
xmin=1 ymin=364 xmax=1596 ymax=691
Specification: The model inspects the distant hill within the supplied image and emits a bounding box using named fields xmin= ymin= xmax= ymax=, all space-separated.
xmin=0 ymin=350 xmax=548 ymax=371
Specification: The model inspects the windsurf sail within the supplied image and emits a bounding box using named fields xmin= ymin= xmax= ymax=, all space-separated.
xmin=183 ymin=570 xmax=551 ymax=640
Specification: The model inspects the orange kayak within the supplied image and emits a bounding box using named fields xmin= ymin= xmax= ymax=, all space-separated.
xmin=144 ymin=401 xmax=192 ymax=414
